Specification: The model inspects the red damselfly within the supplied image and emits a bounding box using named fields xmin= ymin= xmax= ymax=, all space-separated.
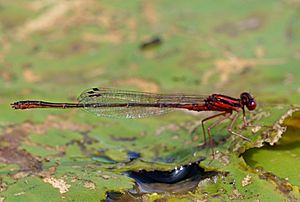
xmin=11 ymin=88 xmax=256 ymax=152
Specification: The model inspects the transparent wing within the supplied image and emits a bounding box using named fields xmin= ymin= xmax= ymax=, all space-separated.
xmin=77 ymin=87 xmax=206 ymax=118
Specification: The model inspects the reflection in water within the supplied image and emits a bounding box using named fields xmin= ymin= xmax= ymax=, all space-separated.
xmin=106 ymin=158 xmax=218 ymax=201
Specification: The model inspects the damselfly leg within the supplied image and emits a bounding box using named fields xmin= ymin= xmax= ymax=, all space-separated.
xmin=190 ymin=110 xmax=250 ymax=158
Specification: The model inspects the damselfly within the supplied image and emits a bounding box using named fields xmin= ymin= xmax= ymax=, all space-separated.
xmin=11 ymin=87 xmax=256 ymax=150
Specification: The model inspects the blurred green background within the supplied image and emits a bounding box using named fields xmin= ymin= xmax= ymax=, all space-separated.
xmin=0 ymin=0 xmax=300 ymax=201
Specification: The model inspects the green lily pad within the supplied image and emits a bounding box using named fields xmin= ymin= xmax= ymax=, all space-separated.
xmin=243 ymin=111 xmax=300 ymax=187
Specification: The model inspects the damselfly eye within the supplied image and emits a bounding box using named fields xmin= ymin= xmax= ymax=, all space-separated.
xmin=247 ymin=101 xmax=256 ymax=110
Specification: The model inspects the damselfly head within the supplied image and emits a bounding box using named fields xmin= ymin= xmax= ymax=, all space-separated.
xmin=240 ymin=92 xmax=256 ymax=111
